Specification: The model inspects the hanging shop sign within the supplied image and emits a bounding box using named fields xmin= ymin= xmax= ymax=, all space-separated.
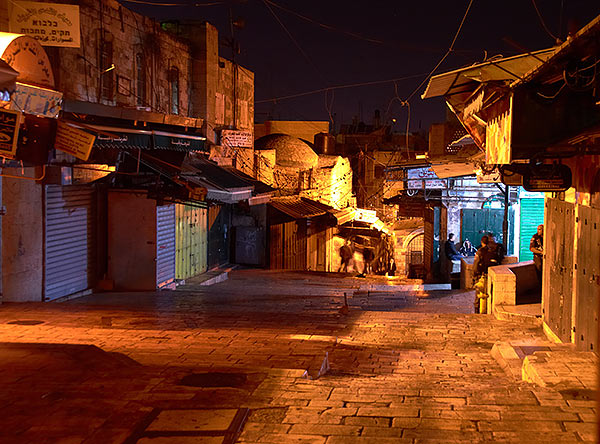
xmin=476 ymin=166 xmax=501 ymax=183
xmin=10 ymin=82 xmax=62 ymax=118
xmin=522 ymin=164 xmax=572 ymax=192
xmin=54 ymin=120 xmax=96 ymax=161
xmin=8 ymin=1 xmax=80 ymax=48
xmin=221 ymin=129 xmax=253 ymax=148
xmin=0 ymin=109 xmax=22 ymax=158
xmin=354 ymin=208 xmax=378 ymax=224
xmin=406 ymin=167 xmax=446 ymax=189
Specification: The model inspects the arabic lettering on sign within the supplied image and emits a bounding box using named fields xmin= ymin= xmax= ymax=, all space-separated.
xmin=97 ymin=134 xmax=129 ymax=143
xmin=54 ymin=121 xmax=96 ymax=161
xmin=221 ymin=129 xmax=253 ymax=148
xmin=171 ymin=139 xmax=191 ymax=148
xmin=406 ymin=179 xmax=446 ymax=190
xmin=407 ymin=167 xmax=437 ymax=180
xmin=9 ymin=2 xmax=80 ymax=48
xmin=0 ymin=109 xmax=22 ymax=159
xmin=11 ymin=83 xmax=62 ymax=118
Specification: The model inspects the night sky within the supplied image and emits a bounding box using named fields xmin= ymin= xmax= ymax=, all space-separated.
xmin=120 ymin=0 xmax=599 ymax=132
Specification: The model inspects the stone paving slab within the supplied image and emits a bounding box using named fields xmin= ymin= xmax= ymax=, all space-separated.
xmin=0 ymin=269 xmax=596 ymax=443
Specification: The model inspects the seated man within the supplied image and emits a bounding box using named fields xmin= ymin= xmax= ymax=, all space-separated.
xmin=444 ymin=233 xmax=463 ymax=261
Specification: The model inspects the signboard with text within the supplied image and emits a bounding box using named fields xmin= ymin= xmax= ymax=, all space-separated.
xmin=54 ymin=121 xmax=96 ymax=161
xmin=221 ymin=129 xmax=253 ymax=148
xmin=406 ymin=167 xmax=446 ymax=189
xmin=0 ymin=109 xmax=22 ymax=159
xmin=9 ymin=1 xmax=80 ymax=48
xmin=11 ymin=82 xmax=62 ymax=118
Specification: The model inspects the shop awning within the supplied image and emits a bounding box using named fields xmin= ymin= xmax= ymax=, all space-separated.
xmin=421 ymin=48 xmax=555 ymax=99
xmin=181 ymin=158 xmax=256 ymax=204
xmin=269 ymin=196 xmax=334 ymax=219
xmin=330 ymin=207 xmax=355 ymax=225
xmin=68 ymin=122 xmax=207 ymax=152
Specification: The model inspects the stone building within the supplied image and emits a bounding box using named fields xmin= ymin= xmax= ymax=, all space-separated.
xmin=0 ymin=0 xmax=257 ymax=301
xmin=254 ymin=133 xmax=353 ymax=210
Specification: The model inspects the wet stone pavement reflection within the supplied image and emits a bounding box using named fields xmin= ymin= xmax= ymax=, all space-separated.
xmin=0 ymin=269 xmax=596 ymax=443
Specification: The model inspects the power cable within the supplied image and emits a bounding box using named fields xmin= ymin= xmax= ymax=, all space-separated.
xmin=255 ymin=72 xmax=427 ymax=104
xmin=261 ymin=0 xmax=328 ymax=84
xmin=403 ymin=0 xmax=475 ymax=104
xmin=264 ymin=0 xmax=385 ymax=45
xmin=531 ymin=0 xmax=560 ymax=43
xmin=120 ymin=0 xmax=225 ymax=6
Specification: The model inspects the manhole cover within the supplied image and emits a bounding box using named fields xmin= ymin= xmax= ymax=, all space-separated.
xmin=179 ymin=372 xmax=247 ymax=388
xmin=7 ymin=320 xmax=45 ymax=326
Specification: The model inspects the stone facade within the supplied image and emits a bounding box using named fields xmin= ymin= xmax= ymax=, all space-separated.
xmin=53 ymin=0 xmax=192 ymax=113
xmin=1 ymin=169 xmax=43 ymax=302
xmin=256 ymin=134 xmax=353 ymax=209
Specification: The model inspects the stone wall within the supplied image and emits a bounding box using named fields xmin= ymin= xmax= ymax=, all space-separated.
xmin=2 ymin=170 xmax=43 ymax=302
xmin=54 ymin=0 xmax=192 ymax=114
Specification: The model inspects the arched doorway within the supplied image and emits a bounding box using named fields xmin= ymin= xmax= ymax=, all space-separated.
xmin=406 ymin=231 xmax=425 ymax=278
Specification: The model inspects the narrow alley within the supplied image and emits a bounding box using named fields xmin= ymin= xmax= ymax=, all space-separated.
xmin=0 ymin=270 xmax=595 ymax=443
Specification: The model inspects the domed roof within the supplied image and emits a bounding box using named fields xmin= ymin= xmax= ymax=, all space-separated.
xmin=255 ymin=133 xmax=318 ymax=168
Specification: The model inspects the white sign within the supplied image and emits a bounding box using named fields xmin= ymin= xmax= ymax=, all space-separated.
xmin=221 ymin=129 xmax=253 ymax=148
xmin=354 ymin=208 xmax=378 ymax=224
xmin=407 ymin=167 xmax=437 ymax=180
xmin=476 ymin=167 xmax=502 ymax=183
xmin=11 ymin=82 xmax=62 ymax=118
xmin=9 ymin=1 xmax=80 ymax=48
xmin=406 ymin=167 xmax=445 ymax=189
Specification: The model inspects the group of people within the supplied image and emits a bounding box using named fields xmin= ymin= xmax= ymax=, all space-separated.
xmin=470 ymin=224 xmax=544 ymax=314
xmin=338 ymin=235 xmax=396 ymax=277
xmin=444 ymin=233 xmax=476 ymax=261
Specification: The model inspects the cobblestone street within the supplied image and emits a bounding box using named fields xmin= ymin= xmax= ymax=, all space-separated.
xmin=0 ymin=269 xmax=596 ymax=443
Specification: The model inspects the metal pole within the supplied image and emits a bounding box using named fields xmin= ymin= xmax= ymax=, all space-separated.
xmin=503 ymin=184 xmax=509 ymax=249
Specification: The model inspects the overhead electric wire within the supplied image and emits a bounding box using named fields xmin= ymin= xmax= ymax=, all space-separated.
xmin=403 ymin=0 xmax=475 ymax=104
xmin=261 ymin=0 xmax=328 ymax=84
xmin=264 ymin=0 xmax=385 ymax=45
xmin=119 ymin=0 xmax=225 ymax=6
xmin=255 ymin=72 xmax=427 ymax=104
xmin=531 ymin=0 xmax=560 ymax=43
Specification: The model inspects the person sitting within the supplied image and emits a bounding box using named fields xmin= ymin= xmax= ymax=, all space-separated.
xmin=444 ymin=233 xmax=463 ymax=261
xmin=459 ymin=238 xmax=476 ymax=256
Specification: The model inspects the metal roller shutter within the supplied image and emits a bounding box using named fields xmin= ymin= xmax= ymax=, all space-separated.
xmin=44 ymin=185 xmax=96 ymax=301
xmin=156 ymin=204 xmax=176 ymax=288
xmin=519 ymin=198 xmax=544 ymax=261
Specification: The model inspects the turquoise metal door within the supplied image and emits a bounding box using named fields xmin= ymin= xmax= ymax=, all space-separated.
xmin=519 ymin=198 xmax=544 ymax=261
xmin=461 ymin=209 xmax=504 ymax=247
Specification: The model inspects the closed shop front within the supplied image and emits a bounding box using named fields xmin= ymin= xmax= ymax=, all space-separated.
xmin=156 ymin=204 xmax=176 ymax=288
xmin=176 ymin=204 xmax=208 ymax=279
xmin=519 ymin=198 xmax=544 ymax=261
xmin=208 ymin=203 xmax=231 ymax=269
xmin=44 ymin=185 xmax=97 ymax=301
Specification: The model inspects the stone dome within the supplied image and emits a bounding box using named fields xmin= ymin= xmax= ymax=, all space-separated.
xmin=254 ymin=133 xmax=318 ymax=168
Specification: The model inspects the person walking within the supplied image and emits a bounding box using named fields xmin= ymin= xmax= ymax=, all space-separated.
xmin=338 ymin=239 xmax=353 ymax=273
xmin=530 ymin=224 xmax=544 ymax=285
xmin=472 ymin=234 xmax=503 ymax=314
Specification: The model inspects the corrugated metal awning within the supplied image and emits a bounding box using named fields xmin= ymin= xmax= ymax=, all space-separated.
xmin=421 ymin=48 xmax=555 ymax=99
xmin=269 ymin=197 xmax=333 ymax=219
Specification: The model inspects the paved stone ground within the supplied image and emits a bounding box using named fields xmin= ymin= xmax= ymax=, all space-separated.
xmin=0 ymin=269 xmax=596 ymax=443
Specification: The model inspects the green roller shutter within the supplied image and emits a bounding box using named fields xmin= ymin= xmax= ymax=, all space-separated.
xmin=519 ymin=198 xmax=544 ymax=261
